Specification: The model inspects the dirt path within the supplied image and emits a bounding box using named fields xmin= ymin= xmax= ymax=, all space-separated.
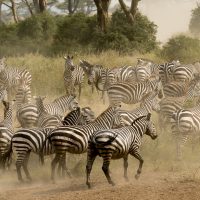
xmin=1 ymin=170 xmax=200 ymax=200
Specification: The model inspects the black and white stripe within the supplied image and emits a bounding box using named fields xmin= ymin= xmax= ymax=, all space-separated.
xmin=86 ymin=113 xmax=157 ymax=188
xmin=49 ymin=106 xmax=120 ymax=182
xmin=103 ymin=79 xmax=163 ymax=106
xmin=44 ymin=95 xmax=78 ymax=117
xmin=34 ymin=96 xmax=61 ymax=129
xmin=64 ymin=56 xmax=84 ymax=98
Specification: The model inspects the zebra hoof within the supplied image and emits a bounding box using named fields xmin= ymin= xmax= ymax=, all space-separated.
xmin=124 ymin=177 xmax=129 ymax=182
xmin=110 ymin=181 xmax=115 ymax=186
xmin=135 ymin=174 xmax=140 ymax=180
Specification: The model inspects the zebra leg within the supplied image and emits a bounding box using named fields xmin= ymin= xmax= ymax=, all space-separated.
xmin=176 ymin=133 xmax=188 ymax=161
xmin=86 ymin=143 xmax=98 ymax=189
xmin=60 ymin=154 xmax=71 ymax=178
xmin=78 ymin=84 xmax=81 ymax=100
xmin=131 ymin=151 xmax=144 ymax=180
xmin=123 ymin=156 xmax=129 ymax=181
xmin=22 ymin=151 xmax=32 ymax=181
xmin=51 ymin=153 xmax=61 ymax=183
xmin=102 ymin=155 xmax=115 ymax=186
xmin=16 ymin=160 xmax=24 ymax=182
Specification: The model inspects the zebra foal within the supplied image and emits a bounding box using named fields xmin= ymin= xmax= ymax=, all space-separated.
xmin=86 ymin=113 xmax=157 ymax=188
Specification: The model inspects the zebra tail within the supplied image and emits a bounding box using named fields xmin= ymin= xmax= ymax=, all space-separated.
xmin=39 ymin=134 xmax=52 ymax=166
xmin=93 ymin=133 xmax=118 ymax=146
xmin=39 ymin=152 xmax=45 ymax=166
xmin=0 ymin=140 xmax=13 ymax=169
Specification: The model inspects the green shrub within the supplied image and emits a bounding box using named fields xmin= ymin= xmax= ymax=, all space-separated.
xmin=161 ymin=35 xmax=200 ymax=63
xmin=17 ymin=12 xmax=56 ymax=40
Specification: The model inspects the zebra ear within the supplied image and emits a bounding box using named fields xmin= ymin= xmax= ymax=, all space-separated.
xmin=146 ymin=113 xmax=151 ymax=121
xmin=71 ymin=56 xmax=74 ymax=59
xmin=63 ymin=55 xmax=67 ymax=60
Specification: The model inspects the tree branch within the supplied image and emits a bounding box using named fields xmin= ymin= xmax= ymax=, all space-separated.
xmin=2 ymin=2 xmax=12 ymax=8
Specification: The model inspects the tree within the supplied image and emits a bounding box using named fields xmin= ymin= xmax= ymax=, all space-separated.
xmin=118 ymin=0 xmax=140 ymax=24
xmin=56 ymin=0 xmax=95 ymax=15
xmin=189 ymin=3 xmax=200 ymax=37
xmin=2 ymin=0 xmax=19 ymax=22
xmin=94 ymin=0 xmax=110 ymax=32
xmin=161 ymin=35 xmax=200 ymax=63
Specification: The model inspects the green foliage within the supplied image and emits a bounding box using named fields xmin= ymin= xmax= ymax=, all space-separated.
xmin=0 ymin=10 xmax=158 ymax=56
xmin=107 ymin=10 xmax=158 ymax=53
xmin=17 ymin=12 xmax=57 ymax=40
xmin=189 ymin=5 xmax=200 ymax=37
xmin=161 ymin=35 xmax=200 ymax=63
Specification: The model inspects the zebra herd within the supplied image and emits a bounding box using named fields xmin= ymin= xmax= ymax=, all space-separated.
xmin=0 ymin=56 xmax=200 ymax=187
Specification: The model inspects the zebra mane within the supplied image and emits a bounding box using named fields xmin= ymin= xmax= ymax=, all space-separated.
xmin=131 ymin=113 xmax=151 ymax=125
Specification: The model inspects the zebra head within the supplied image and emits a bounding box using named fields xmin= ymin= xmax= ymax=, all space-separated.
xmin=132 ymin=113 xmax=157 ymax=140
xmin=68 ymin=95 xmax=79 ymax=110
xmin=64 ymin=55 xmax=75 ymax=71
xmin=81 ymin=107 xmax=95 ymax=124
xmin=79 ymin=60 xmax=93 ymax=74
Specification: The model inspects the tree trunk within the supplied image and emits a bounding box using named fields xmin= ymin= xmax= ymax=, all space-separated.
xmin=68 ymin=0 xmax=80 ymax=15
xmin=39 ymin=0 xmax=47 ymax=12
xmin=10 ymin=0 xmax=19 ymax=23
xmin=118 ymin=0 xmax=140 ymax=24
xmin=94 ymin=0 xmax=110 ymax=33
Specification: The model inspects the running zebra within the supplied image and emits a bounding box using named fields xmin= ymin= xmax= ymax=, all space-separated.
xmin=171 ymin=104 xmax=200 ymax=159
xmin=163 ymin=75 xmax=200 ymax=97
xmin=44 ymin=95 xmax=78 ymax=117
xmin=34 ymin=96 xmax=61 ymax=129
xmin=86 ymin=113 xmax=157 ymax=188
xmin=49 ymin=106 xmax=120 ymax=182
xmin=158 ymin=61 xmax=180 ymax=85
xmin=64 ymin=55 xmax=84 ymax=99
xmin=1 ymin=107 xmax=93 ymax=181
xmin=62 ymin=107 xmax=95 ymax=126
xmin=0 ymin=100 xmax=14 ymax=169
xmin=115 ymin=91 xmax=160 ymax=126
xmin=159 ymin=75 xmax=200 ymax=133
xmin=99 ymin=79 xmax=163 ymax=106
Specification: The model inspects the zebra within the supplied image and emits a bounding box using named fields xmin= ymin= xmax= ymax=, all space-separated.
xmin=114 ymin=91 xmax=160 ymax=126
xmin=34 ymin=96 xmax=61 ymax=129
xmin=159 ymin=75 xmax=200 ymax=133
xmin=64 ymin=55 xmax=84 ymax=99
xmin=44 ymin=95 xmax=78 ymax=117
xmin=97 ymin=79 xmax=163 ymax=106
xmin=163 ymin=74 xmax=200 ymax=97
xmin=171 ymin=64 xmax=195 ymax=83
xmin=0 ymin=100 xmax=15 ymax=169
xmin=86 ymin=113 xmax=157 ymax=188
xmin=170 ymin=104 xmax=200 ymax=159
xmin=49 ymin=106 xmax=121 ymax=182
xmin=1 ymin=107 xmax=94 ymax=181
xmin=15 ymin=79 xmax=38 ymax=128
xmin=80 ymin=60 xmax=117 ymax=102
xmin=0 ymin=60 xmax=32 ymax=100
xmin=62 ymin=107 xmax=95 ymax=126
xmin=158 ymin=61 xmax=180 ymax=85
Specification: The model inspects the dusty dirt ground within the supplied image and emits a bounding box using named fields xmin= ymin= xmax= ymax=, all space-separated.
xmin=1 ymin=158 xmax=200 ymax=200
